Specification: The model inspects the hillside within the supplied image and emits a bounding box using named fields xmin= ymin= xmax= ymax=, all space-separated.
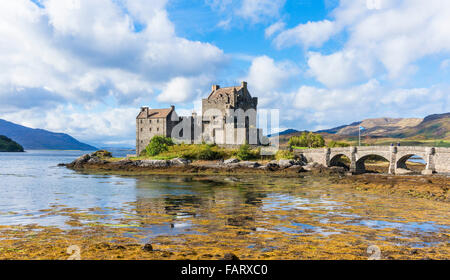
xmin=390 ymin=113 xmax=450 ymax=139
xmin=317 ymin=118 xmax=423 ymax=136
xmin=0 ymin=119 xmax=97 ymax=150
xmin=274 ymin=112 xmax=450 ymax=147
xmin=0 ymin=135 xmax=24 ymax=152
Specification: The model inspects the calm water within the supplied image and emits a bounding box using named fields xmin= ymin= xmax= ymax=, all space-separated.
xmin=0 ymin=150 xmax=448 ymax=247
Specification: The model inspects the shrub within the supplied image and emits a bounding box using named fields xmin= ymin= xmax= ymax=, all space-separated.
xmin=236 ymin=143 xmax=251 ymax=160
xmin=275 ymin=150 xmax=295 ymax=160
xmin=289 ymin=132 xmax=325 ymax=148
xmin=145 ymin=136 xmax=174 ymax=156
xmin=235 ymin=143 xmax=260 ymax=160
xmin=169 ymin=143 xmax=226 ymax=160
xmin=92 ymin=150 xmax=112 ymax=158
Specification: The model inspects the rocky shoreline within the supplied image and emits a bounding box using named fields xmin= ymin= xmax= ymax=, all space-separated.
xmin=62 ymin=151 xmax=349 ymax=176
xmin=60 ymin=151 xmax=450 ymax=202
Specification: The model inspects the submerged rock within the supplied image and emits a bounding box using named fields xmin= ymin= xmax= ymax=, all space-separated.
xmin=142 ymin=243 xmax=153 ymax=252
xmin=222 ymin=253 xmax=240 ymax=260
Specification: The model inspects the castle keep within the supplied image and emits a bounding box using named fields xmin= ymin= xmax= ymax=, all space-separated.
xmin=136 ymin=81 xmax=265 ymax=155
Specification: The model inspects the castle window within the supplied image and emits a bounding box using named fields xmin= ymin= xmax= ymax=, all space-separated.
xmin=140 ymin=120 xmax=142 ymax=124
xmin=157 ymin=119 xmax=159 ymax=123
xmin=149 ymin=127 xmax=152 ymax=132
xmin=140 ymin=128 xmax=143 ymax=132
xmin=157 ymin=127 xmax=159 ymax=132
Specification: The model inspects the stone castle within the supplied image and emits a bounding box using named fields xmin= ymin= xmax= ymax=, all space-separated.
xmin=136 ymin=81 xmax=266 ymax=155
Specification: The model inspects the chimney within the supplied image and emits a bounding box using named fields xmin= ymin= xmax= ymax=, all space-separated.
xmin=241 ymin=81 xmax=247 ymax=89
xmin=212 ymin=84 xmax=220 ymax=91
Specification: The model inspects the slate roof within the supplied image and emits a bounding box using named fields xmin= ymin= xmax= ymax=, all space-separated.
xmin=137 ymin=108 xmax=173 ymax=119
xmin=207 ymin=86 xmax=242 ymax=99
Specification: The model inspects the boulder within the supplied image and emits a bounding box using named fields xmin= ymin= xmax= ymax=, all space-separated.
xmin=110 ymin=159 xmax=135 ymax=166
xmin=287 ymin=165 xmax=305 ymax=172
xmin=303 ymin=162 xmax=323 ymax=171
xmin=142 ymin=243 xmax=153 ymax=252
xmin=395 ymin=168 xmax=415 ymax=175
xmin=87 ymin=156 xmax=102 ymax=164
xmin=224 ymin=158 xmax=239 ymax=165
xmin=238 ymin=161 xmax=260 ymax=168
xmin=170 ymin=158 xmax=191 ymax=166
xmin=421 ymin=169 xmax=433 ymax=175
xmin=222 ymin=253 xmax=240 ymax=260
xmin=71 ymin=153 xmax=91 ymax=165
xmin=138 ymin=160 xmax=170 ymax=167
xmin=278 ymin=159 xmax=294 ymax=168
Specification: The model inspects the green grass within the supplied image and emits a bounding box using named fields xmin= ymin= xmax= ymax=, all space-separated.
xmin=292 ymin=146 xmax=309 ymax=150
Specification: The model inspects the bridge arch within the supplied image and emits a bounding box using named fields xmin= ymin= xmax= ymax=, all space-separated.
xmin=355 ymin=154 xmax=390 ymax=174
xmin=396 ymin=154 xmax=427 ymax=173
xmin=329 ymin=154 xmax=351 ymax=170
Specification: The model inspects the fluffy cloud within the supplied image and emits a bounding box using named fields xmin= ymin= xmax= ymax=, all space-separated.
xmin=0 ymin=0 xmax=226 ymax=144
xmin=274 ymin=20 xmax=337 ymax=49
xmin=0 ymin=0 xmax=225 ymax=111
xmin=244 ymin=56 xmax=299 ymax=106
xmin=273 ymin=0 xmax=450 ymax=86
xmin=292 ymin=80 xmax=450 ymax=129
xmin=1 ymin=105 xmax=138 ymax=146
xmin=306 ymin=50 xmax=378 ymax=88
xmin=157 ymin=76 xmax=211 ymax=104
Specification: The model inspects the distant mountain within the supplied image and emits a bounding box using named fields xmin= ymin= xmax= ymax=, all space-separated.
xmin=270 ymin=112 xmax=450 ymax=146
xmin=389 ymin=113 xmax=450 ymax=139
xmin=266 ymin=129 xmax=300 ymax=138
xmin=0 ymin=135 xmax=24 ymax=152
xmin=317 ymin=117 xmax=423 ymax=136
xmin=0 ymin=119 xmax=97 ymax=150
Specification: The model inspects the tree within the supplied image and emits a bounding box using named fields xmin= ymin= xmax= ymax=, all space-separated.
xmin=145 ymin=136 xmax=174 ymax=156
xmin=288 ymin=132 xmax=325 ymax=148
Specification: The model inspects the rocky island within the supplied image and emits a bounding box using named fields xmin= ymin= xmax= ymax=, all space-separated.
xmin=64 ymin=148 xmax=449 ymax=202
xmin=0 ymin=135 xmax=24 ymax=152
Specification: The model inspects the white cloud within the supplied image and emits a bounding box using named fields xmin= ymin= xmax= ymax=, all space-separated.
xmin=0 ymin=0 xmax=226 ymax=111
xmin=244 ymin=55 xmax=299 ymax=107
xmin=206 ymin=0 xmax=285 ymax=26
xmin=274 ymin=20 xmax=337 ymax=49
xmin=1 ymin=105 xmax=138 ymax=145
xmin=264 ymin=21 xmax=285 ymax=38
xmin=157 ymin=76 xmax=211 ymax=103
xmin=307 ymin=50 xmax=378 ymax=88
xmin=440 ymin=59 xmax=450 ymax=70
xmin=237 ymin=0 xmax=286 ymax=23
xmin=273 ymin=0 xmax=450 ymax=87
xmin=292 ymin=80 xmax=450 ymax=129
xmin=0 ymin=0 xmax=227 ymax=145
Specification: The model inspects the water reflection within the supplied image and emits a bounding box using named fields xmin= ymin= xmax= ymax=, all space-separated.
xmin=0 ymin=151 xmax=449 ymax=249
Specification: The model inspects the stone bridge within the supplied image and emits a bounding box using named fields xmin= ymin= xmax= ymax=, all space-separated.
xmin=295 ymin=146 xmax=450 ymax=175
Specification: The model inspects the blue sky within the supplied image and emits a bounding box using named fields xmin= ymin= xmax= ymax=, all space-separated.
xmin=1 ymin=0 xmax=449 ymax=147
